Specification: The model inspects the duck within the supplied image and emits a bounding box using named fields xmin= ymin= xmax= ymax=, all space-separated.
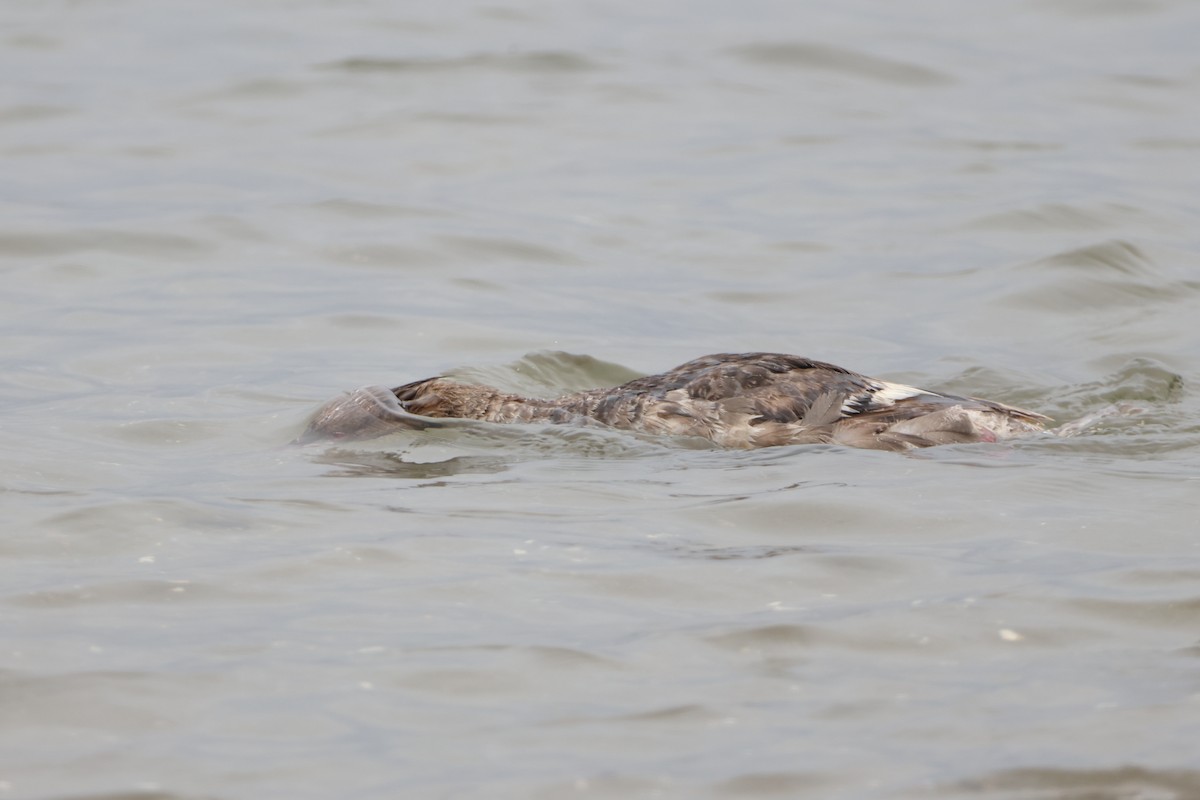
xmin=300 ymin=352 xmax=1050 ymax=451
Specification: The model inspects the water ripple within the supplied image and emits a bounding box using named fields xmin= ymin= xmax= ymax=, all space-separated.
xmin=321 ymin=51 xmax=602 ymax=75
xmin=727 ymin=41 xmax=953 ymax=86
xmin=935 ymin=766 xmax=1200 ymax=799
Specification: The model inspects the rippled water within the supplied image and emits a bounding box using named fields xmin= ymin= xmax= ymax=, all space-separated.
xmin=3 ymin=1 xmax=1200 ymax=798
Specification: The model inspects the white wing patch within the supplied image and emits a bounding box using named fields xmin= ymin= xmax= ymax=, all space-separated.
xmin=871 ymin=380 xmax=931 ymax=404
xmin=841 ymin=380 xmax=937 ymax=416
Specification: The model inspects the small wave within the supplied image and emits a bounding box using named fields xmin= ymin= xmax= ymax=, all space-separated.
xmin=962 ymin=203 xmax=1139 ymax=233
xmin=436 ymin=235 xmax=583 ymax=265
xmin=311 ymin=448 xmax=511 ymax=480
xmin=712 ymin=772 xmax=837 ymax=797
xmin=37 ymin=792 xmax=213 ymax=800
xmin=934 ymin=766 xmax=1200 ymax=799
xmin=320 ymin=51 xmax=601 ymax=75
xmin=727 ymin=41 xmax=952 ymax=87
xmin=305 ymin=199 xmax=451 ymax=219
xmin=6 ymin=579 xmax=253 ymax=609
xmin=447 ymin=350 xmax=644 ymax=394
xmin=1035 ymin=239 xmax=1159 ymax=278
xmin=705 ymin=621 xmax=927 ymax=655
xmin=306 ymin=414 xmax=673 ymax=480
xmin=0 ymin=229 xmax=212 ymax=259
xmin=1043 ymin=357 xmax=1184 ymax=417
xmin=0 ymin=103 xmax=74 ymax=123
xmin=1002 ymin=240 xmax=1199 ymax=312
xmin=320 ymin=242 xmax=450 ymax=268
xmin=659 ymin=543 xmax=815 ymax=561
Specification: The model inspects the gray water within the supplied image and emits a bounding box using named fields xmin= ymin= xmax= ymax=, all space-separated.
xmin=3 ymin=1 xmax=1200 ymax=798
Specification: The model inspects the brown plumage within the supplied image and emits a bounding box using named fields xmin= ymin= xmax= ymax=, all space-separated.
xmin=300 ymin=353 xmax=1050 ymax=451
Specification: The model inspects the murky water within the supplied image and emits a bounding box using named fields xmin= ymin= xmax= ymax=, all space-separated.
xmin=3 ymin=1 xmax=1200 ymax=798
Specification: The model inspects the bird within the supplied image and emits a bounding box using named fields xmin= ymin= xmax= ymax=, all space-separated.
xmin=299 ymin=352 xmax=1050 ymax=451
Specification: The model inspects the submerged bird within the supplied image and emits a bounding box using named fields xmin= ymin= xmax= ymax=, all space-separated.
xmin=300 ymin=352 xmax=1051 ymax=451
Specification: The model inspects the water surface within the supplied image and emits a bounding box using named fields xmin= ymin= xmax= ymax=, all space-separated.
xmin=3 ymin=1 xmax=1200 ymax=798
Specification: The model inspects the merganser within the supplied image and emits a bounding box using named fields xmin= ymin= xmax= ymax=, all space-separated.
xmin=301 ymin=352 xmax=1049 ymax=451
